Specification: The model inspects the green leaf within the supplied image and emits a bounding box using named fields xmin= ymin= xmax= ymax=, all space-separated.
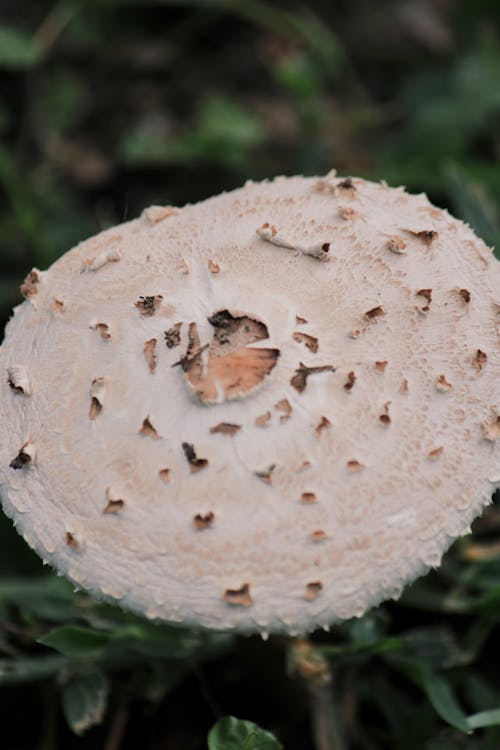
xmin=38 ymin=626 xmax=111 ymax=658
xmin=120 ymin=96 xmax=265 ymax=169
xmin=0 ymin=655 xmax=69 ymax=685
xmin=319 ymin=637 xmax=405 ymax=658
xmin=208 ymin=717 xmax=282 ymax=750
xmin=195 ymin=97 xmax=266 ymax=148
xmin=405 ymin=627 xmax=462 ymax=670
xmin=0 ymin=25 xmax=43 ymax=68
xmin=274 ymin=54 xmax=323 ymax=98
xmin=421 ymin=672 xmax=470 ymax=733
xmin=61 ymin=667 xmax=110 ymax=735
xmin=0 ymin=575 xmax=77 ymax=622
xmin=385 ymin=649 xmax=471 ymax=733
xmin=466 ymin=708 xmax=500 ymax=730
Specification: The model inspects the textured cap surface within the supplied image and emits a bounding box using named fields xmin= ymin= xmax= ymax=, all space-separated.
xmin=1 ymin=171 xmax=500 ymax=635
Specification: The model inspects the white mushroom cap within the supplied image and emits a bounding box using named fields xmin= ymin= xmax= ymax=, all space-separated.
xmin=1 ymin=171 xmax=500 ymax=635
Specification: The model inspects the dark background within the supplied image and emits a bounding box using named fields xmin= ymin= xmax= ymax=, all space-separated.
xmin=1 ymin=1 xmax=500 ymax=748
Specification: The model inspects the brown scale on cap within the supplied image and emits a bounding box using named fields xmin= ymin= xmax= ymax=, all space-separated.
xmin=52 ymin=299 xmax=64 ymax=313
xmin=7 ymin=366 xmax=31 ymax=395
xmin=135 ymin=295 xmax=163 ymax=317
xmin=259 ymin=221 xmax=277 ymax=236
xmin=313 ymin=177 xmax=336 ymax=193
xmin=7 ymin=378 xmax=24 ymax=395
xmin=223 ymin=583 xmax=253 ymax=607
xmin=274 ymin=398 xmax=292 ymax=422
xmin=416 ymin=289 xmax=432 ymax=314
xmin=293 ymin=332 xmax=319 ymax=353
xmin=210 ymin=423 xmax=241 ymax=436
xmin=364 ymin=306 xmax=385 ymax=321
xmin=482 ymin=415 xmax=500 ymax=442
xmin=428 ymin=447 xmax=444 ymax=461
xmin=436 ymin=374 xmax=452 ymax=393
xmin=301 ymin=492 xmax=317 ymax=504
xmin=159 ymin=468 xmax=170 ymax=483
xmin=255 ymin=411 xmax=272 ymax=427
xmin=182 ymin=442 xmax=208 ymax=472
xmin=10 ymin=449 xmax=32 ymax=470
xmin=164 ymin=323 xmax=182 ymax=349
xmin=89 ymin=377 xmax=105 ymax=420
xmin=255 ymin=465 xmax=276 ymax=485
xmin=291 ymin=363 xmax=335 ymax=394
xmin=315 ymin=416 xmax=331 ymax=437
xmin=144 ymin=339 xmax=157 ymax=373
xmin=339 ymin=206 xmax=356 ymax=220
xmin=416 ymin=290 xmax=432 ymax=309
xmin=103 ymin=492 xmax=125 ymax=514
xmin=193 ymin=512 xmax=215 ymax=530
xmin=425 ymin=207 xmax=444 ymax=221
xmin=400 ymin=378 xmax=409 ymax=393
xmin=473 ymin=349 xmax=487 ymax=372
xmin=20 ymin=269 xmax=41 ymax=299
xmin=347 ymin=460 xmax=364 ymax=472
xmin=344 ymin=370 xmax=356 ymax=391
xmin=311 ymin=530 xmax=327 ymax=542
xmin=140 ymin=417 xmax=160 ymax=439
xmin=256 ymin=223 xmax=331 ymax=261
xmin=89 ymin=396 xmax=103 ymax=420
xmin=65 ymin=532 xmax=78 ymax=549
xmin=405 ymin=229 xmax=438 ymax=245
xmin=90 ymin=322 xmax=111 ymax=341
xmin=379 ymin=402 xmax=391 ymax=426
xmin=337 ymin=177 xmax=356 ymax=191
xmin=172 ymin=322 xmax=207 ymax=372
xmin=458 ymin=288 xmax=471 ymax=304
xmin=305 ymin=581 xmax=323 ymax=601
xmin=180 ymin=310 xmax=279 ymax=404
xmin=84 ymin=246 xmax=121 ymax=271
xmin=208 ymin=260 xmax=220 ymax=274
xmin=295 ymin=315 xmax=308 ymax=325
xmin=386 ymin=236 xmax=407 ymax=254
xmin=375 ymin=360 xmax=388 ymax=373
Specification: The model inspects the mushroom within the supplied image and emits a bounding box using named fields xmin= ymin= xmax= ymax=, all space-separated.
xmin=0 ymin=172 xmax=499 ymax=636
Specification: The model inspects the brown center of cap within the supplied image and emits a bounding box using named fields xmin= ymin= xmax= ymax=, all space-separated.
xmin=178 ymin=309 xmax=279 ymax=403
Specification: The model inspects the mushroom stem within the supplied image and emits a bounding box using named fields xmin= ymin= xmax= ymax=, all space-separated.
xmin=104 ymin=703 xmax=129 ymax=750
xmin=291 ymin=639 xmax=347 ymax=750
xmin=307 ymin=672 xmax=347 ymax=750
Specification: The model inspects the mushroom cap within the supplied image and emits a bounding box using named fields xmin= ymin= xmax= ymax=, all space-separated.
xmin=1 ymin=171 xmax=500 ymax=635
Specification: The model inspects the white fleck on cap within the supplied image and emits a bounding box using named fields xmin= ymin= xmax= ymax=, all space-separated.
xmin=1 ymin=173 xmax=500 ymax=634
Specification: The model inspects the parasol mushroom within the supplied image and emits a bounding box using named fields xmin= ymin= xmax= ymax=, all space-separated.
xmin=1 ymin=171 xmax=499 ymax=637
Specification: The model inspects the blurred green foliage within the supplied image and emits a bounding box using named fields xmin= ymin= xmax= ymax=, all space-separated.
xmin=208 ymin=716 xmax=283 ymax=749
xmin=1 ymin=1 xmax=500 ymax=748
